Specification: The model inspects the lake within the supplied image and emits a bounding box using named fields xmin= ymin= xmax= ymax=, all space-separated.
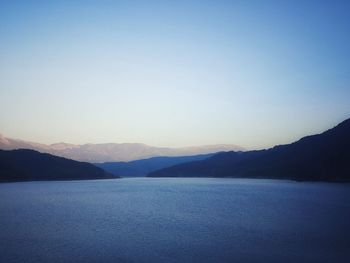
xmin=0 ymin=178 xmax=349 ymax=262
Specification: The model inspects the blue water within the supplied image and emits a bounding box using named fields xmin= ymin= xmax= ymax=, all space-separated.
xmin=0 ymin=178 xmax=349 ymax=263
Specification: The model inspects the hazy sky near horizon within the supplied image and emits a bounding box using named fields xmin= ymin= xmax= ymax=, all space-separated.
xmin=0 ymin=0 xmax=349 ymax=149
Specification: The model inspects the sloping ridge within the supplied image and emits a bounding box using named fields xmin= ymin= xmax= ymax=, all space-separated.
xmin=0 ymin=149 xmax=117 ymax=182
xmin=95 ymin=153 xmax=215 ymax=177
xmin=148 ymin=118 xmax=350 ymax=181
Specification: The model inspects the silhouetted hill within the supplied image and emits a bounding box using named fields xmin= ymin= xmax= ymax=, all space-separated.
xmin=0 ymin=149 xmax=117 ymax=182
xmin=148 ymin=118 xmax=350 ymax=181
xmin=95 ymin=153 xmax=215 ymax=177
xmin=0 ymin=133 xmax=244 ymax=162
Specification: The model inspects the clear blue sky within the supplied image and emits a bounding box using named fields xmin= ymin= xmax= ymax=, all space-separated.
xmin=0 ymin=0 xmax=349 ymax=149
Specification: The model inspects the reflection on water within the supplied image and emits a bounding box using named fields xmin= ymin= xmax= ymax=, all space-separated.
xmin=0 ymin=178 xmax=349 ymax=262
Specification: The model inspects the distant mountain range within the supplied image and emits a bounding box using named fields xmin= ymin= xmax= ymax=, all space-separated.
xmin=0 ymin=134 xmax=243 ymax=162
xmin=148 ymin=118 xmax=350 ymax=182
xmin=95 ymin=153 xmax=214 ymax=177
xmin=0 ymin=149 xmax=116 ymax=182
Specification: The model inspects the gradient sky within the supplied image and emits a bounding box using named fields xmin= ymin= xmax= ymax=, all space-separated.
xmin=0 ymin=0 xmax=349 ymax=149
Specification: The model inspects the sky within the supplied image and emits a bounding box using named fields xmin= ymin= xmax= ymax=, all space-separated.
xmin=0 ymin=0 xmax=349 ymax=149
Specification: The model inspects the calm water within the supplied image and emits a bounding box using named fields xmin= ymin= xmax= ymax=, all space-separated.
xmin=0 ymin=178 xmax=349 ymax=263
